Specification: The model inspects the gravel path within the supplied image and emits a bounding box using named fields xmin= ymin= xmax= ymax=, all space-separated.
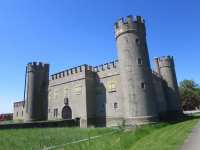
xmin=181 ymin=120 xmax=200 ymax=150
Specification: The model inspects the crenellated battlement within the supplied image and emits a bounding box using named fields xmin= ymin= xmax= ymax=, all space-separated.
xmin=93 ymin=60 xmax=118 ymax=72
xmin=14 ymin=101 xmax=24 ymax=108
xmin=50 ymin=60 xmax=119 ymax=81
xmin=156 ymin=56 xmax=174 ymax=68
xmin=50 ymin=64 xmax=93 ymax=80
xmin=27 ymin=62 xmax=49 ymax=71
xmin=114 ymin=15 xmax=145 ymax=39
xmin=157 ymin=56 xmax=173 ymax=61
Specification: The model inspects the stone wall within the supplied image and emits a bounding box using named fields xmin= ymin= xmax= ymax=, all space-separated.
xmin=13 ymin=101 xmax=24 ymax=120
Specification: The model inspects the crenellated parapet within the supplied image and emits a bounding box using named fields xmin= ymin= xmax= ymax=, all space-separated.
xmin=49 ymin=60 xmax=119 ymax=81
xmin=27 ymin=62 xmax=49 ymax=72
xmin=93 ymin=60 xmax=118 ymax=72
xmin=155 ymin=56 xmax=175 ymax=68
xmin=50 ymin=64 xmax=93 ymax=81
xmin=14 ymin=101 xmax=24 ymax=108
xmin=114 ymin=15 xmax=145 ymax=39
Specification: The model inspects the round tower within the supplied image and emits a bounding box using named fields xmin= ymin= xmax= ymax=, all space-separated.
xmin=24 ymin=62 xmax=49 ymax=122
xmin=114 ymin=15 xmax=158 ymax=125
xmin=157 ymin=56 xmax=181 ymax=114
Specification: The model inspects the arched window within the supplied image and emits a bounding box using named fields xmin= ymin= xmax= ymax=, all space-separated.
xmin=62 ymin=106 xmax=72 ymax=120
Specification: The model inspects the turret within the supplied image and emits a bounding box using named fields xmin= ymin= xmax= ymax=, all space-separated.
xmin=114 ymin=15 xmax=158 ymax=125
xmin=154 ymin=56 xmax=181 ymax=114
xmin=24 ymin=62 xmax=49 ymax=122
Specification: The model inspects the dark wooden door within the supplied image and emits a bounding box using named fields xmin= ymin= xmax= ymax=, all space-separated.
xmin=62 ymin=106 xmax=72 ymax=119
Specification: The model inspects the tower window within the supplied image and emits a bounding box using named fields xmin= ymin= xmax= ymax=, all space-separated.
xmin=74 ymin=86 xmax=82 ymax=95
xmin=16 ymin=112 xmax=18 ymax=117
xmin=138 ymin=58 xmax=143 ymax=65
xmin=136 ymin=38 xmax=141 ymax=45
xmin=141 ymin=82 xmax=146 ymax=89
xmin=114 ymin=102 xmax=118 ymax=109
xmin=108 ymin=81 xmax=117 ymax=92
xmin=22 ymin=111 xmax=23 ymax=116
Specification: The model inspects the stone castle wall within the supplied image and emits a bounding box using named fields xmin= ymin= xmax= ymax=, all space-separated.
xmin=13 ymin=15 xmax=181 ymax=127
xmin=13 ymin=101 xmax=24 ymax=120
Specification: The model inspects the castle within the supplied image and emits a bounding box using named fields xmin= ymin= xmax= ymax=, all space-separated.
xmin=13 ymin=15 xmax=182 ymax=128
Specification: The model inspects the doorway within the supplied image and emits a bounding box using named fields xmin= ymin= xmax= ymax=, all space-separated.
xmin=62 ymin=106 xmax=72 ymax=119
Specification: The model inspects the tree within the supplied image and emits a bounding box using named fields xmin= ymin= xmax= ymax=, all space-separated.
xmin=179 ymin=80 xmax=198 ymax=89
xmin=179 ymin=80 xmax=200 ymax=110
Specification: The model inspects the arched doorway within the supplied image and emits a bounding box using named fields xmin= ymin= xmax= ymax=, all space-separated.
xmin=62 ymin=106 xmax=72 ymax=119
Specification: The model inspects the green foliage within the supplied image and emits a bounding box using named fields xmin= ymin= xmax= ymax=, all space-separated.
xmin=179 ymin=79 xmax=200 ymax=110
xmin=179 ymin=80 xmax=199 ymax=90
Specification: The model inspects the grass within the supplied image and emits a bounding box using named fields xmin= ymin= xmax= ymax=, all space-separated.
xmin=0 ymin=116 xmax=199 ymax=150
xmin=0 ymin=127 xmax=113 ymax=150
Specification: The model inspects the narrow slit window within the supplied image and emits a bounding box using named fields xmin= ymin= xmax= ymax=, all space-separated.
xmin=141 ymin=82 xmax=146 ymax=89
xmin=138 ymin=58 xmax=143 ymax=65
xmin=136 ymin=38 xmax=141 ymax=45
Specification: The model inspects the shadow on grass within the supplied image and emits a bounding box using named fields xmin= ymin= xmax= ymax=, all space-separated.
xmin=160 ymin=113 xmax=200 ymax=125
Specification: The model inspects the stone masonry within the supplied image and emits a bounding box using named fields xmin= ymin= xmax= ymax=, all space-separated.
xmin=13 ymin=15 xmax=182 ymax=127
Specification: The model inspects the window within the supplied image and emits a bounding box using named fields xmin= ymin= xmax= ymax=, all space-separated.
xmin=114 ymin=102 xmax=118 ymax=109
xmin=48 ymin=109 xmax=50 ymax=113
xmin=136 ymin=38 xmax=141 ymax=45
xmin=74 ymin=86 xmax=82 ymax=95
xmin=22 ymin=111 xmax=23 ymax=116
xmin=54 ymin=108 xmax=58 ymax=118
xmin=16 ymin=112 xmax=18 ymax=117
xmin=108 ymin=81 xmax=117 ymax=92
xmin=138 ymin=58 xmax=143 ymax=65
xmin=141 ymin=82 xmax=146 ymax=89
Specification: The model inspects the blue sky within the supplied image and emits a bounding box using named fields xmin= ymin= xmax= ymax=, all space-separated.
xmin=0 ymin=0 xmax=199 ymax=113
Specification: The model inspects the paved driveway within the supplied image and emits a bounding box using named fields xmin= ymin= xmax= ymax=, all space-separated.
xmin=181 ymin=120 xmax=200 ymax=150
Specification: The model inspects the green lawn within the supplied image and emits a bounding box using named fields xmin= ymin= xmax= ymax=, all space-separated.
xmin=62 ymin=118 xmax=199 ymax=150
xmin=0 ymin=127 xmax=113 ymax=150
xmin=0 ymin=116 xmax=199 ymax=150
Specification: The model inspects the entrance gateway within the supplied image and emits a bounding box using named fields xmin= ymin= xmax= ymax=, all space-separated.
xmin=62 ymin=106 xmax=72 ymax=119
